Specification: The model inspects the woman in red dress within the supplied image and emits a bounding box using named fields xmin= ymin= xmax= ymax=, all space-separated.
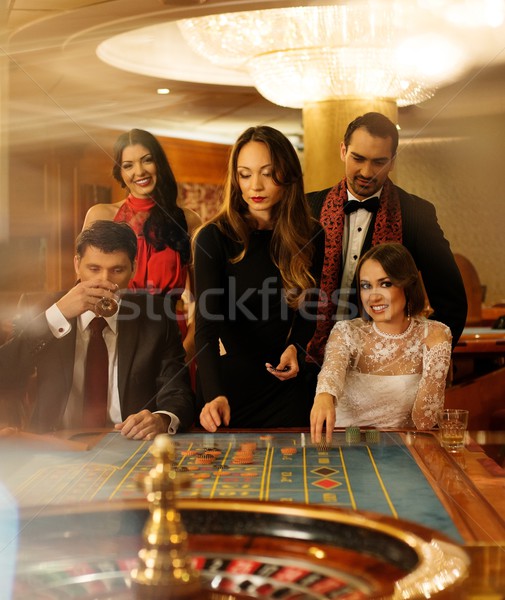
xmin=83 ymin=129 xmax=201 ymax=363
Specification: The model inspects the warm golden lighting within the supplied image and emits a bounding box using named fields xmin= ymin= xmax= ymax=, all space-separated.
xmin=419 ymin=0 xmax=505 ymax=27
xmin=96 ymin=0 xmax=505 ymax=115
xmin=308 ymin=546 xmax=326 ymax=560
xmin=177 ymin=1 xmax=504 ymax=108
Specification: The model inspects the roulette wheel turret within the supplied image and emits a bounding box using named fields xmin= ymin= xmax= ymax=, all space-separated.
xmin=131 ymin=435 xmax=251 ymax=600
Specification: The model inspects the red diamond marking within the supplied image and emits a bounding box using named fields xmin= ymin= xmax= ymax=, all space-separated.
xmin=313 ymin=478 xmax=342 ymax=489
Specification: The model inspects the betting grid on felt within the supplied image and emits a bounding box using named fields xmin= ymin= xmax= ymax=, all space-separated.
xmin=0 ymin=431 xmax=462 ymax=543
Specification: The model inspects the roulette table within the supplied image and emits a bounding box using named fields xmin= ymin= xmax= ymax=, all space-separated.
xmin=1 ymin=429 xmax=504 ymax=599
xmin=0 ymin=431 xmax=465 ymax=539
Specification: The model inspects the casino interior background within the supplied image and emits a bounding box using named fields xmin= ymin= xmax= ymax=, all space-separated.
xmin=1 ymin=1 xmax=505 ymax=403
xmin=0 ymin=0 xmax=504 ymax=297
xmin=1 ymin=4 xmax=505 ymax=597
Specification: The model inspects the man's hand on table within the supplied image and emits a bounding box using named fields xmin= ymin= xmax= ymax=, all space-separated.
xmin=115 ymin=410 xmax=170 ymax=440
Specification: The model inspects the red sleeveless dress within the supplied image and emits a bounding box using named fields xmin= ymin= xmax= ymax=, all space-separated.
xmin=114 ymin=195 xmax=187 ymax=297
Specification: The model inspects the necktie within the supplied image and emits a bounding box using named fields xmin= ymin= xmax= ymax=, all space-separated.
xmin=83 ymin=317 xmax=108 ymax=427
xmin=343 ymin=196 xmax=380 ymax=215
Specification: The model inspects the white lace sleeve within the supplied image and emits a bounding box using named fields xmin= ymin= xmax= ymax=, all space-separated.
xmin=411 ymin=322 xmax=452 ymax=429
xmin=315 ymin=321 xmax=353 ymax=401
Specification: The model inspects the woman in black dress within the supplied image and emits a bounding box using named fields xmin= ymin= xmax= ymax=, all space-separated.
xmin=194 ymin=125 xmax=325 ymax=431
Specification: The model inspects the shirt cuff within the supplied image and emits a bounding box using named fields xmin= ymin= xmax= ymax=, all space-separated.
xmin=45 ymin=304 xmax=71 ymax=338
xmin=154 ymin=411 xmax=180 ymax=435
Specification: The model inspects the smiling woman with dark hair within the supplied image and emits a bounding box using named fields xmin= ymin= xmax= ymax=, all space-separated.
xmin=83 ymin=128 xmax=201 ymax=363
xmin=311 ymin=242 xmax=452 ymax=443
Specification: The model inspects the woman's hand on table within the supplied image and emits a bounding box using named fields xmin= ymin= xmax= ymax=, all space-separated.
xmin=311 ymin=393 xmax=336 ymax=444
xmin=200 ymin=396 xmax=230 ymax=432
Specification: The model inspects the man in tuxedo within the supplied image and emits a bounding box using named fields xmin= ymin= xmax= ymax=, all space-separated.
xmin=306 ymin=112 xmax=467 ymax=380
xmin=0 ymin=220 xmax=195 ymax=439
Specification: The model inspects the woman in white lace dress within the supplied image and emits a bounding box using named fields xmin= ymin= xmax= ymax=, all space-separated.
xmin=311 ymin=242 xmax=452 ymax=443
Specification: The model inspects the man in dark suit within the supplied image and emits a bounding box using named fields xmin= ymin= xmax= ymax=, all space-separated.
xmin=306 ymin=112 xmax=467 ymax=379
xmin=0 ymin=221 xmax=195 ymax=439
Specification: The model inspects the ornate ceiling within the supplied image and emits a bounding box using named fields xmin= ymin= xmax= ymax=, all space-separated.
xmin=5 ymin=0 xmax=505 ymax=149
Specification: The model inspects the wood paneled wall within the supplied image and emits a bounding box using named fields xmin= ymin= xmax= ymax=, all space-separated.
xmin=6 ymin=133 xmax=230 ymax=294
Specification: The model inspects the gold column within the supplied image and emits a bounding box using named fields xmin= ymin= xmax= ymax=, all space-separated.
xmin=302 ymin=98 xmax=398 ymax=193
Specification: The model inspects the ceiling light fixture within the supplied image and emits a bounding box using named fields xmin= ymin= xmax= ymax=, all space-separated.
xmin=177 ymin=0 xmax=505 ymax=109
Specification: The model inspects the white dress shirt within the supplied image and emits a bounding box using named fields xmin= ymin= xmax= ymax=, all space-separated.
xmin=336 ymin=188 xmax=383 ymax=320
xmin=45 ymin=303 xmax=179 ymax=433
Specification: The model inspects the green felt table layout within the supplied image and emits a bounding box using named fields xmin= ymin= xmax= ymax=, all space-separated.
xmin=0 ymin=431 xmax=462 ymax=543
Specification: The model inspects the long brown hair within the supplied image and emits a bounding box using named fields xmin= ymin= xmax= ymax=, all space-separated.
xmin=112 ymin=129 xmax=190 ymax=264
xmin=202 ymin=125 xmax=316 ymax=307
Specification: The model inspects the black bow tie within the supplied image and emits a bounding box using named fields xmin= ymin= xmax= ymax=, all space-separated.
xmin=344 ymin=197 xmax=380 ymax=215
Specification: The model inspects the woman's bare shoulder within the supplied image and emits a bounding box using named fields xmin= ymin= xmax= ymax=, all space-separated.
xmin=82 ymin=201 xmax=125 ymax=229
xmin=182 ymin=207 xmax=203 ymax=236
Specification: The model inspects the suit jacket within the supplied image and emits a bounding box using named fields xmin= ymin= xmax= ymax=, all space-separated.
xmin=0 ymin=292 xmax=195 ymax=432
xmin=307 ymin=182 xmax=468 ymax=346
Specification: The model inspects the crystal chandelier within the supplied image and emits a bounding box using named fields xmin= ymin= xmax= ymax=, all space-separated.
xmin=178 ymin=1 xmax=504 ymax=109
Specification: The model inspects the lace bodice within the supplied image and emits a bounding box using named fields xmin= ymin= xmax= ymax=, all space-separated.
xmin=316 ymin=317 xmax=452 ymax=429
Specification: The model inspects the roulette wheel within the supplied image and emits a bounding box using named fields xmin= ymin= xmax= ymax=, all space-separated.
xmin=11 ymin=435 xmax=468 ymax=600
xmin=13 ymin=499 xmax=469 ymax=600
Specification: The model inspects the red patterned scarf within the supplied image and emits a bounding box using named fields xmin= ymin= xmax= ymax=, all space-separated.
xmin=307 ymin=177 xmax=402 ymax=365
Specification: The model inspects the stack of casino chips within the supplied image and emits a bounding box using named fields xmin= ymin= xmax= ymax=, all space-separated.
xmin=365 ymin=429 xmax=381 ymax=444
xmin=345 ymin=426 xmax=361 ymax=444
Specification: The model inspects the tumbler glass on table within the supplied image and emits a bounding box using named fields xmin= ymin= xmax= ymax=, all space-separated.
xmin=436 ymin=409 xmax=469 ymax=452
